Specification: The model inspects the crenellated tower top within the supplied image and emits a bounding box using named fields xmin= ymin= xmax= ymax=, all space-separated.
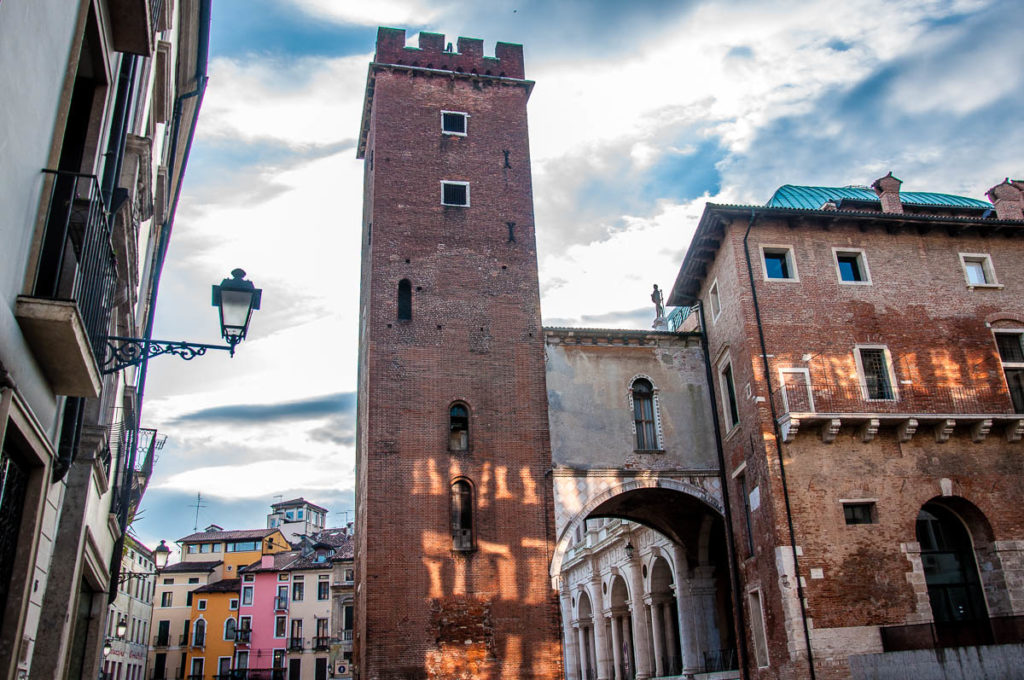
xmin=373 ymin=27 xmax=525 ymax=79
xmin=358 ymin=27 xmax=532 ymax=158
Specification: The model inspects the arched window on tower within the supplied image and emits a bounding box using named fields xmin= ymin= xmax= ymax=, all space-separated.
xmin=449 ymin=403 xmax=469 ymax=451
xmin=631 ymin=378 xmax=659 ymax=450
xmin=450 ymin=479 xmax=474 ymax=551
xmin=397 ymin=279 xmax=412 ymax=320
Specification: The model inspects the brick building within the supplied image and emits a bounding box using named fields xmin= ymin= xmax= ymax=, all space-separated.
xmin=667 ymin=177 xmax=1024 ymax=678
xmin=353 ymin=27 xmax=563 ymax=680
xmin=354 ymin=25 xmax=1024 ymax=680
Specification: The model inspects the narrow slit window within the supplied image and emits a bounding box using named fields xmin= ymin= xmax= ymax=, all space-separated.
xmin=631 ymin=379 xmax=657 ymax=450
xmin=721 ymin=361 xmax=740 ymax=429
xmin=451 ymin=479 xmax=474 ymax=551
xmin=397 ymin=279 xmax=412 ymax=320
xmin=441 ymin=181 xmax=469 ymax=207
xmin=449 ymin=403 xmax=469 ymax=451
xmin=441 ymin=111 xmax=468 ymax=135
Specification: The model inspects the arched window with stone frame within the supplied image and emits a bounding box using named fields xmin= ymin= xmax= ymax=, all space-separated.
xmin=628 ymin=375 xmax=663 ymax=451
xmin=450 ymin=478 xmax=475 ymax=552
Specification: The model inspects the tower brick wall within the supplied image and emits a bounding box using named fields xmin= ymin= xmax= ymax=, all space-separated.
xmin=354 ymin=28 xmax=563 ymax=680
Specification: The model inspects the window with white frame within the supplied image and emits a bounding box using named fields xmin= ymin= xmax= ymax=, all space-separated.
xmin=441 ymin=111 xmax=468 ymax=136
xmin=197 ymin=599 xmax=207 ymax=611
xmin=995 ymin=331 xmax=1024 ymax=413
xmin=833 ymin=248 xmax=870 ymax=284
xmin=748 ymin=589 xmax=770 ymax=667
xmin=708 ymin=279 xmax=722 ymax=321
xmin=760 ymin=245 xmax=797 ymax=281
xmin=229 ymin=598 xmax=238 ymax=610
xmin=960 ymin=253 xmax=998 ymax=287
xmin=855 ymin=346 xmax=897 ymax=401
xmin=241 ymin=586 xmax=253 ymax=606
xmin=718 ymin=357 xmax=740 ymax=430
xmin=441 ymin=181 xmax=469 ymax=207
xmin=778 ymin=367 xmax=813 ymax=413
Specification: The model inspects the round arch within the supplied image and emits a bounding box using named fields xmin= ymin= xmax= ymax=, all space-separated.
xmin=551 ymin=477 xmax=723 ymax=580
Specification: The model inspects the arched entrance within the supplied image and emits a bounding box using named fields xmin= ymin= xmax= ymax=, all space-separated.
xmin=916 ymin=498 xmax=995 ymax=647
xmin=554 ymin=483 xmax=738 ymax=680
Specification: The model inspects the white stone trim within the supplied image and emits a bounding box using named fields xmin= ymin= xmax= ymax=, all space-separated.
xmin=627 ymin=374 xmax=664 ymax=451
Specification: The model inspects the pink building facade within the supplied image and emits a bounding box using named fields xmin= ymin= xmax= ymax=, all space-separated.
xmin=238 ymin=554 xmax=291 ymax=676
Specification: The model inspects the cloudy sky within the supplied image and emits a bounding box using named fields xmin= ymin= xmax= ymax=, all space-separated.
xmin=132 ymin=0 xmax=1024 ymax=555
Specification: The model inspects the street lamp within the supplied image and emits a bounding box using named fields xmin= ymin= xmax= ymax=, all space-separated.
xmin=153 ymin=540 xmax=171 ymax=570
xmin=212 ymin=268 xmax=262 ymax=351
xmin=101 ymin=269 xmax=262 ymax=372
xmin=116 ymin=617 xmax=128 ymax=638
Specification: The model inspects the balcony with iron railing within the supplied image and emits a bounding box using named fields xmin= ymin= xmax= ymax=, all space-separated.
xmin=15 ymin=170 xmax=118 ymax=398
xmin=313 ymin=636 xmax=331 ymax=650
xmin=774 ymin=380 xmax=1024 ymax=444
xmin=341 ymin=630 xmax=353 ymax=642
xmin=236 ymin=629 xmax=252 ymax=644
xmin=288 ymin=636 xmax=304 ymax=651
xmin=152 ymin=633 xmax=170 ymax=647
xmin=274 ymin=596 xmax=289 ymax=611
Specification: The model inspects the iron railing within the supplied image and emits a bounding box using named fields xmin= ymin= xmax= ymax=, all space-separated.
xmin=288 ymin=636 xmax=304 ymax=651
xmin=774 ymin=381 xmax=1013 ymax=416
xmin=313 ymin=636 xmax=331 ymax=650
xmin=236 ymin=629 xmax=252 ymax=643
xmin=703 ymin=648 xmax=737 ymax=672
xmin=341 ymin=630 xmax=353 ymax=641
xmin=152 ymin=633 xmax=170 ymax=647
xmin=273 ymin=596 xmax=288 ymax=610
xmin=33 ymin=170 xmax=118 ymax=358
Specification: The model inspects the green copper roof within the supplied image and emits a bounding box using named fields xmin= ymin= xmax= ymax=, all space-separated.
xmin=766 ymin=185 xmax=992 ymax=210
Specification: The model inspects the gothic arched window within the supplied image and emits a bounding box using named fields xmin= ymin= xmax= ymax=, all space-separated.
xmin=450 ymin=479 xmax=474 ymax=551
xmin=397 ymin=279 xmax=412 ymax=320
xmin=631 ymin=378 xmax=659 ymax=450
xmin=193 ymin=618 xmax=206 ymax=646
xmin=449 ymin=403 xmax=469 ymax=451
xmin=224 ymin=617 xmax=237 ymax=641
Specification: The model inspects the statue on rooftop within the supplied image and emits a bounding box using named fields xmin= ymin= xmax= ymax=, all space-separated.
xmin=651 ymin=284 xmax=666 ymax=329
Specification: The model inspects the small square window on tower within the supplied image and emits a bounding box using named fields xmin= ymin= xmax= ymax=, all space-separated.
xmin=760 ymin=245 xmax=797 ymax=281
xmin=441 ymin=181 xmax=470 ymax=207
xmin=959 ymin=253 xmax=998 ymax=287
xmin=441 ymin=111 xmax=468 ymax=136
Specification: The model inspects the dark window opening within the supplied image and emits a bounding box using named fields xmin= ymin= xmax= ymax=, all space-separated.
xmin=397 ymin=279 xmax=412 ymax=320
xmin=450 ymin=480 xmax=474 ymax=551
xmin=441 ymin=112 xmax=467 ymax=135
xmin=0 ymin=442 xmax=29 ymax=630
xmin=996 ymin=333 xmax=1024 ymax=363
xmin=722 ymin=363 xmax=740 ymax=428
xmin=860 ymin=348 xmax=894 ymax=400
xmin=837 ymin=253 xmax=865 ymax=282
xmin=632 ymin=379 xmax=657 ymax=449
xmin=763 ymin=250 xmax=792 ymax=279
xmin=442 ymin=182 xmax=468 ymax=206
xmin=449 ymin=403 xmax=469 ymax=451
xmin=739 ymin=473 xmax=754 ymax=557
xmin=843 ymin=502 xmax=876 ymax=525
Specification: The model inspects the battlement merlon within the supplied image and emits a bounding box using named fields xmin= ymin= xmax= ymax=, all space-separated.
xmin=374 ymin=27 xmax=525 ymax=79
xmin=357 ymin=27 xmax=532 ymax=158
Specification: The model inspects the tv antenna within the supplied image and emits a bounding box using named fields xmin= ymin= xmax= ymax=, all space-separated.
xmin=190 ymin=492 xmax=208 ymax=531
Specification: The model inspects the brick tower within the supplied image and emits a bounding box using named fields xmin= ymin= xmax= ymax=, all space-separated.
xmin=353 ymin=28 xmax=563 ymax=680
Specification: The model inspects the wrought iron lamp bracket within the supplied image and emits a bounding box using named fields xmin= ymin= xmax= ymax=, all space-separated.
xmin=101 ymin=336 xmax=239 ymax=374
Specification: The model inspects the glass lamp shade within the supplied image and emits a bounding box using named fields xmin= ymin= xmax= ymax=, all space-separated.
xmin=212 ymin=269 xmax=262 ymax=345
xmin=102 ymin=640 xmax=112 ymax=657
xmin=116 ymin=617 xmax=128 ymax=638
xmin=153 ymin=539 xmax=171 ymax=569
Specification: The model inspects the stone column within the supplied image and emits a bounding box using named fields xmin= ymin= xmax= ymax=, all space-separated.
xmin=692 ymin=566 xmax=720 ymax=655
xmin=646 ymin=596 xmax=665 ymax=677
xmin=594 ymin=612 xmax=612 ymax=680
xmin=671 ymin=546 xmax=699 ymax=674
xmin=608 ymin=611 xmax=623 ymax=680
xmin=577 ymin=625 xmax=590 ymax=680
xmin=561 ymin=582 xmax=581 ymax=680
xmin=626 ymin=561 xmax=653 ymax=680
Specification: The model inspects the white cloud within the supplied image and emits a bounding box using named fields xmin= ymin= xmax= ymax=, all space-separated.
xmin=199 ymin=54 xmax=369 ymax=148
xmin=286 ymin=0 xmax=442 ymax=27
xmin=158 ymin=456 xmax=354 ymax=499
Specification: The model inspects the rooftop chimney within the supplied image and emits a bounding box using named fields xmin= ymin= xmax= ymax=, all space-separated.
xmin=871 ymin=172 xmax=903 ymax=214
xmin=987 ymin=179 xmax=1024 ymax=220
